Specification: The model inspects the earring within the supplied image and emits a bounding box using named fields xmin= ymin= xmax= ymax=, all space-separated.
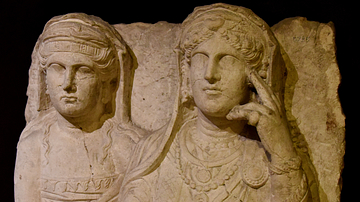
xmin=246 ymin=77 xmax=254 ymax=89
xmin=259 ymin=62 xmax=269 ymax=79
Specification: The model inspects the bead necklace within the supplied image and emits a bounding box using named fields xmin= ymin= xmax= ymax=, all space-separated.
xmin=174 ymin=125 xmax=245 ymax=193
xmin=191 ymin=130 xmax=242 ymax=151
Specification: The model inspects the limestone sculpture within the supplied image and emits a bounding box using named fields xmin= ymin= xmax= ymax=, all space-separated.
xmin=15 ymin=3 xmax=345 ymax=202
xmin=14 ymin=13 xmax=143 ymax=201
xmin=119 ymin=4 xmax=310 ymax=202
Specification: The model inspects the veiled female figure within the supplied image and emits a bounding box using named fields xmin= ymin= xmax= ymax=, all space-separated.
xmin=120 ymin=3 xmax=310 ymax=202
xmin=14 ymin=13 xmax=142 ymax=201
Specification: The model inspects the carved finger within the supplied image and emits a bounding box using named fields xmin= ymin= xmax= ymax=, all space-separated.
xmin=242 ymin=102 xmax=272 ymax=115
xmin=226 ymin=103 xmax=272 ymax=121
xmin=226 ymin=107 xmax=248 ymax=120
xmin=227 ymin=108 xmax=260 ymax=126
xmin=248 ymin=111 xmax=260 ymax=126
xmin=271 ymin=92 xmax=282 ymax=116
xmin=249 ymin=71 xmax=278 ymax=112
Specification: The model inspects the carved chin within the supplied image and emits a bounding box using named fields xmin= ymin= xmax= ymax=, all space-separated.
xmin=57 ymin=105 xmax=83 ymax=117
xmin=196 ymin=100 xmax=232 ymax=118
xmin=53 ymin=101 xmax=87 ymax=117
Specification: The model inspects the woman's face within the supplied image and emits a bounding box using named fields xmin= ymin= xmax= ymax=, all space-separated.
xmin=190 ymin=33 xmax=250 ymax=118
xmin=45 ymin=52 xmax=103 ymax=118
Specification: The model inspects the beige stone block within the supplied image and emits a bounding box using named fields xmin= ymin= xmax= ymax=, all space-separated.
xmin=272 ymin=17 xmax=345 ymax=202
xmin=114 ymin=22 xmax=181 ymax=131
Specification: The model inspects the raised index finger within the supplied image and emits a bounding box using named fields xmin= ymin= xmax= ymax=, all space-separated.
xmin=248 ymin=70 xmax=277 ymax=110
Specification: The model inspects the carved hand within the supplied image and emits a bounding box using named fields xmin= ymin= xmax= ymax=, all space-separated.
xmin=226 ymin=70 xmax=297 ymax=164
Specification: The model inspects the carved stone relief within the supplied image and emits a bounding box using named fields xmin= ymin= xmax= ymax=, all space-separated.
xmin=14 ymin=3 xmax=344 ymax=202
xmin=114 ymin=22 xmax=180 ymax=131
xmin=14 ymin=13 xmax=143 ymax=202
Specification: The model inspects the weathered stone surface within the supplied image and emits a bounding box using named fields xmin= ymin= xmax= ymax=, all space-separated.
xmin=15 ymin=3 xmax=344 ymax=202
xmin=114 ymin=22 xmax=180 ymax=131
xmin=118 ymin=4 xmax=326 ymax=202
xmin=114 ymin=16 xmax=345 ymax=202
xmin=272 ymin=17 xmax=345 ymax=202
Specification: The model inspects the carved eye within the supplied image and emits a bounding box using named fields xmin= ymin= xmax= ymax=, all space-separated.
xmin=191 ymin=53 xmax=208 ymax=70
xmin=76 ymin=66 xmax=96 ymax=80
xmin=78 ymin=66 xmax=94 ymax=74
xmin=219 ymin=55 xmax=240 ymax=70
xmin=48 ymin=63 xmax=65 ymax=74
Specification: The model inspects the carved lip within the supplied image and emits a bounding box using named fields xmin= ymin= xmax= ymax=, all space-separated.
xmin=203 ymin=86 xmax=222 ymax=95
xmin=61 ymin=95 xmax=77 ymax=102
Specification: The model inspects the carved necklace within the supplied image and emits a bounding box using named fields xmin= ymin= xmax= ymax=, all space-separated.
xmin=174 ymin=123 xmax=245 ymax=193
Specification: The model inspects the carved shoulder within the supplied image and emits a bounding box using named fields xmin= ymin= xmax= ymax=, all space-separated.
xmin=17 ymin=128 xmax=43 ymax=156
xmin=14 ymin=128 xmax=43 ymax=202
xmin=111 ymin=129 xmax=137 ymax=154
xmin=116 ymin=123 xmax=147 ymax=144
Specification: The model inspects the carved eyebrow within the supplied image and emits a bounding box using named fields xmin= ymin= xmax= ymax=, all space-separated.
xmin=191 ymin=45 xmax=210 ymax=57
xmin=76 ymin=65 xmax=96 ymax=74
xmin=191 ymin=46 xmax=242 ymax=61
xmin=47 ymin=58 xmax=95 ymax=70
xmin=47 ymin=62 xmax=66 ymax=69
xmin=72 ymin=63 xmax=94 ymax=69
xmin=191 ymin=51 xmax=209 ymax=58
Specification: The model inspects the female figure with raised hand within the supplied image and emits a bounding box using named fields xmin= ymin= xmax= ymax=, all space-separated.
xmin=120 ymin=3 xmax=310 ymax=202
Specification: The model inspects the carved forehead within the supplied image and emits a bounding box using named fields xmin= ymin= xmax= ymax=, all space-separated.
xmin=192 ymin=33 xmax=245 ymax=59
xmin=179 ymin=3 xmax=280 ymax=71
xmin=45 ymin=52 xmax=95 ymax=68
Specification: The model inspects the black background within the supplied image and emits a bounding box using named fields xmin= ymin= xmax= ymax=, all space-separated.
xmin=0 ymin=0 xmax=354 ymax=201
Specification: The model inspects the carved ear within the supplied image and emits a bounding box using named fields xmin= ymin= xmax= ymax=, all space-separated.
xmin=101 ymin=84 xmax=110 ymax=104
xmin=259 ymin=61 xmax=269 ymax=79
xmin=42 ymin=69 xmax=49 ymax=95
xmin=101 ymin=77 xmax=118 ymax=104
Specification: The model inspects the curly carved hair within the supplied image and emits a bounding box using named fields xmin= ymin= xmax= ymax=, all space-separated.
xmin=179 ymin=17 xmax=267 ymax=104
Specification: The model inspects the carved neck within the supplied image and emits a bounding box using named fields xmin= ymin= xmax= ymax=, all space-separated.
xmin=55 ymin=109 xmax=105 ymax=133
xmin=196 ymin=110 xmax=246 ymax=139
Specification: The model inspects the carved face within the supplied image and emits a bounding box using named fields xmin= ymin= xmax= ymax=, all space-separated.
xmin=45 ymin=52 xmax=103 ymax=118
xmin=190 ymin=33 xmax=250 ymax=118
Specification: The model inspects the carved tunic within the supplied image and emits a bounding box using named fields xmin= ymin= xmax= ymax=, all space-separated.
xmin=123 ymin=118 xmax=308 ymax=202
xmin=16 ymin=109 xmax=140 ymax=202
xmin=40 ymin=123 xmax=115 ymax=201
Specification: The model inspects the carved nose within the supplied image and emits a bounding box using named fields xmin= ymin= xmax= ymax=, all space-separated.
xmin=62 ymin=69 xmax=76 ymax=93
xmin=204 ymin=59 xmax=221 ymax=84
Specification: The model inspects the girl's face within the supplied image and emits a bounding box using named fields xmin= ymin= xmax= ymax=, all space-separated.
xmin=45 ymin=52 xmax=103 ymax=119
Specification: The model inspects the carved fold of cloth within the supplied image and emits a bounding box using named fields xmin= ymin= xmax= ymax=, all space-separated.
xmin=123 ymin=119 xmax=309 ymax=202
xmin=40 ymin=175 xmax=118 ymax=201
